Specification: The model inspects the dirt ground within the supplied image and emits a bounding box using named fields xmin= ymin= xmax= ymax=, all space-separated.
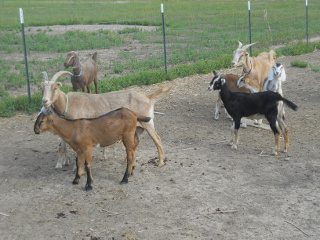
xmin=1 ymin=48 xmax=320 ymax=239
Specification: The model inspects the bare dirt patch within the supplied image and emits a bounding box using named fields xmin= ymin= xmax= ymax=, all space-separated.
xmin=24 ymin=24 xmax=157 ymax=36
xmin=1 ymin=51 xmax=320 ymax=239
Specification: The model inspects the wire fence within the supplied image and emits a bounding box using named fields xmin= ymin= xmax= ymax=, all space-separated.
xmin=1 ymin=1 xmax=320 ymax=99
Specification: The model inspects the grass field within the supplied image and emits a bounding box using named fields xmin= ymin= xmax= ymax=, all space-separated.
xmin=0 ymin=0 xmax=320 ymax=116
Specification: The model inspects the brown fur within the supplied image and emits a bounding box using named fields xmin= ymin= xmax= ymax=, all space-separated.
xmin=64 ymin=51 xmax=99 ymax=93
xmin=34 ymin=108 xmax=151 ymax=190
xmin=41 ymin=71 xmax=173 ymax=168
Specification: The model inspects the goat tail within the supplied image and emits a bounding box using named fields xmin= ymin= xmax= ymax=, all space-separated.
xmin=147 ymin=83 xmax=173 ymax=100
xmin=280 ymin=96 xmax=298 ymax=111
xmin=92 ymin=52 xmax=98 ymax=63
xmin=137 ymin=116 xmax=152 ymax=123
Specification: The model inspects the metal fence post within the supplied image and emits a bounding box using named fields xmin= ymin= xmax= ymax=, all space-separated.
xmin=306 ymin=0 xmax=309 ymax=44
xmin=19 ymin=8 xmax=31 ymax=104
xmin=248 ymin=1 xmax=252 ymax=56
xmin=161 ymin=3 xmax=168 ymax=73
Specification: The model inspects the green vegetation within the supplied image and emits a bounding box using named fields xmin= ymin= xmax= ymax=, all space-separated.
xmin=309 ymin=63 xmax=320 ymax=72
xmin=290 ymin=60 xmax=308 ymax=68
xmin=0 ymin=0 xmax=320 ymax=117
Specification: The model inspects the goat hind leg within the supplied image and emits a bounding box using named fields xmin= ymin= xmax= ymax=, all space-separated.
xmin=269 ymin=119 xmax=280 ymax=155
xmin=94 ymin=78 xmax=98 ymax=94
xmin=121 ymin=147 xmax=135 ymax=184
xmin=141 ymin=121 xmax=165 ymax=166
xmin=277 ymin=116 xmax=289 ymax=152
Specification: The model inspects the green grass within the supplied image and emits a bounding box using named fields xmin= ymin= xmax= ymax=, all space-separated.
xmin=290 ymin=60 xmax=308 ymax=68
xmin=309 ymin=63 xmax=320 ymax=72
xmin=1 ymin=0 xmax=320 ymax=117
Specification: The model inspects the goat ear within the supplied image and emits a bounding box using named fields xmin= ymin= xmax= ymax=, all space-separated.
xmin=281 ymin=68 xmax=286 ymax=82
xmin=53 ymin=82 xmax=62 ymax=90
xmin=213 ymin=70 xmax=217 ymax=75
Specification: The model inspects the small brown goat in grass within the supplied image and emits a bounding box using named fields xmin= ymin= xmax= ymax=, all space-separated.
xmin=34 ymin=107 xmax=151 ymax=191
xmin=64 ymin=51 xmax=99 ymax=93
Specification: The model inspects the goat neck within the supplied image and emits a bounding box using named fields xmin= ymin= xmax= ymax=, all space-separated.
xmin=51 ymin=91 xmax=69 ymax=117
xmin=41 ymin=114 xmax=74 ymax=144
xmin=242 ymin=53 xmax=252 ymax=75
xmin=72 ymin=65 xmax=82 ymax=77
xmin=219 ymin=81 xmax=232 ymax=105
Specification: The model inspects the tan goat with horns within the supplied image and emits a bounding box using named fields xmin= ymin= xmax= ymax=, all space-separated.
xmin=41 ymin=71 xmax=173 ymax=169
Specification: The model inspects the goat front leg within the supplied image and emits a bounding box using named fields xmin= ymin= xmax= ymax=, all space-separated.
xmin=214 ymin=98 xmax=221 ymax=120
xmin=229 ymin=121 xmax=236 ymax=147
xmin=230 ymin=120 xmax=240 ymax=149
xmin=56 ymin=138 xmax=69 ymax=168
xmin=102 ymin=147 xmax=108 ymax=160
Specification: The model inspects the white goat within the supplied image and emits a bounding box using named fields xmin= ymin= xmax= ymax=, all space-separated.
xmin=232 ymin=41 xmax=276 ymax=88
xmin=34 ymin=107 xmax=151 ymax=191
xmin=264 ymin=63 xmax=286 ymax=96
xmin=41 ymin=71 xmax=173 ymax=168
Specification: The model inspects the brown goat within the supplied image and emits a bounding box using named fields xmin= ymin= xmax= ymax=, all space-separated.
xmin=34 ymin=107 xmax=151 ymax=191
xmin=41 ymin=71 xmax=173 ymax=168
xmin=64 ymin=51 xmax=99 ymax=93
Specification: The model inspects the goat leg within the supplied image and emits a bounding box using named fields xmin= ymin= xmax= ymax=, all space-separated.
xmin=56 ymin=139 xmax=68 ymax=168
xmin=231 ymin=120 xmax=240 ymax=149
xmin=121 ymin=143 xmax=135 ymax=184
xmin=73 ymin=157 xmax=81 ymax=185
xmin=84 ymin=161 xmax=93 ymax=191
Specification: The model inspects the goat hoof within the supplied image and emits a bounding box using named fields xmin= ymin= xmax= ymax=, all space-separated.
xmin=283 ymin=148 xmax=288 ymax=153
xmin=85 ymin=185 xmax=92 ymax=191
xmin=121 ymin=179 xmax=128 ymax=184
xmin=72 ymin=179 xmax=79 ymax=185
xmin=55 ymin=163 xmax=63 ymax=169
xmin=231 ymin=145 xmax=237 ymax=150
xmin=158 ymin=161 xmax=165 ymax=167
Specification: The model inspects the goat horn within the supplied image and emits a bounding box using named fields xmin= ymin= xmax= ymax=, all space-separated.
xmin=41 ymin=71 xmax=49 ymax=82
xmin=237 ymin=41 xmax=243 ymax=49
xmin=241 ymin=42 xmax=257 ymax=50
xmin=51 ymin=71 xmax=73 ymax=82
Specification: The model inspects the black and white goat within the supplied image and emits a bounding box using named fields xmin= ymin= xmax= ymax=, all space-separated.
xmin=213 ymin=77 xmax=298 ymax=155
xmin=208 ymin=70 xmax=250 ymax=128
xmin=237 ymin=62 xmax=287 ymax=120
